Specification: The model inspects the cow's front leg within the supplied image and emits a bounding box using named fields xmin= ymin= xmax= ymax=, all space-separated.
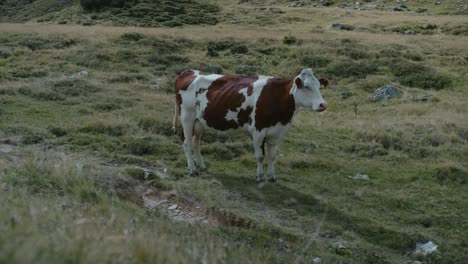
xmin=266 ymin=143 xmax=277 ymax=182
xmin=252 ymin=136 xmax=265 ymax=182
xmin=192 ymin=120 xmax=207 ymax=172
xmin=181 ymin=110 xmax=198 ymax=176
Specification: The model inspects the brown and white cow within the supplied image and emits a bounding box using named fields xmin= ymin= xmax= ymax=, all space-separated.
xmin=173 ymin=68 xmax=327 ymax=182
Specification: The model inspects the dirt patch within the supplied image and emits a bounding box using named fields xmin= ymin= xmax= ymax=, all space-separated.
xmin=110 ymin=176 xmax=257 ymax=227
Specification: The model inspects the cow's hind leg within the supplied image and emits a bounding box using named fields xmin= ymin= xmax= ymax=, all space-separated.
xmin=266 ymin=143 xmax=277 ymax=182
xmin=252 ymin=135 xmax=265 ymax=183
xmin=192 ymin=120 xmax=207 ymax=172
xmin=181 ymin=109 xmax=198 ymax=176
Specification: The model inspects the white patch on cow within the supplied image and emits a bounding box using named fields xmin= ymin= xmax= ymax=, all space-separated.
xmin=249 ymin=76 xmax=271 ymax=134
xmin=225 ymin=110 xmax=238 ymax=123
xmin=265 ymin=122 xmax=292 ymax=145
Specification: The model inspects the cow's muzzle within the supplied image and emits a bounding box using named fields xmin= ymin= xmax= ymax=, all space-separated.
xmin=318 ymin=103 xmax=327 ymax=112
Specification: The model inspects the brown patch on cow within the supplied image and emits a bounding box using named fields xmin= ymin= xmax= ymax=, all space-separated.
xmin=204 ymin=76 xmax=258 ymax=131
xmin=319 ymin=77 xmax=329 ymax=88
xmin=175 ymin=70 xmax=196 ymax=92
xmin=237 ymin=106 xmax=253 ymax=127
xmin=175 ymin=70 xmax=197 ymax=113
xmin=255 ymin=78 xmax=295 ymax=131
xmin=295 ymin=78 xmax=303 ymax=89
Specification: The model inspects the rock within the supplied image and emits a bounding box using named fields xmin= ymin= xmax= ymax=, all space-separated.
xmin=412 ymin=94 xmax=432 ymax=101
xmin=148 ymin=84 xmax=158 ymax=89
xmin=336 ymin=243 xmax=352 ymax=256
xmin=0 ymin=144 xmax=13 ymax=153
xmin=321 ymin=0 xmax=334 ymax=7
xmin=371 ymin=84 xmax=402 ymax=102
xmin=388 ymin=5 xmax=410 ymax=11
xmin=313 ymin=257 xmax=321 ymax=263
xmin=77 ymin=70 xmax=88 ymax=77
xmin=413 ymin=241 xmax=438 ymax=256
xmin=269 ymin=8 xmax=285 ymax=14
xmin=348 ymin=173 xmax=370 ymax=180
xmin=289 ymin=1 xmax=306 ymax=7
xmin=329 ymin=23 xmax=355 ymax=31
xmin=416 ymin=8 xmax=428 ymax=13
xmin=168 ymin=204 xmax=178 ymax=210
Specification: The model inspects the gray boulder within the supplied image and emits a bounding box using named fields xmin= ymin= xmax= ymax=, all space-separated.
xmin=371 ymin=85 xmax=402 ymax=102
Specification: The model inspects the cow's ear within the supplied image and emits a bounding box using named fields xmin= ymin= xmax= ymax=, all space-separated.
xmin=319 ymin=77 xmax=329 ymax=88
xmin=295 ymin=78 xmax=304 ymax=89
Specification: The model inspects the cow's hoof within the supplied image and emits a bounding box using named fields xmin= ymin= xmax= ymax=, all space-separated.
xmin=268 ymin=177 xmax=277 ymax=183
xmin=189 ymin=171 xmax=200 ymax=177
xmin=199 ymin=166 xmax=208 ymax=172
xmin=256 ymin=175 xmax=265 ymax=183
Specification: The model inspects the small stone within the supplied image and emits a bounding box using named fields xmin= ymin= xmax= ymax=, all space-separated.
xmin=412 ymin=94 xmax=432 ymax=101
xmin=313 ymin=257 xmax=321 ymax=263
xmin=348 ymin=173 xmax=370 ymax=180
xmin=148 ymin=84 xmax=158 ymax=89
xmin=168 ymin=204 xmax=178 ymax=210
xmin=75 ymin=218 xmax=89 ymax=225
xmin=77 ymin=70 xmax=88 ymax=76
xmin=0 ymin=144 xmax=13 ymax=153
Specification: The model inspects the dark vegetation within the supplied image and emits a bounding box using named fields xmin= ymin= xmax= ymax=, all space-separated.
xmin=0 ymin=0 xmax=220 ymax=26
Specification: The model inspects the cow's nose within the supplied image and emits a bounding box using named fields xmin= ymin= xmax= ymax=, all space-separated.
xmin=318 ymin=103 xmax=327 ymax=112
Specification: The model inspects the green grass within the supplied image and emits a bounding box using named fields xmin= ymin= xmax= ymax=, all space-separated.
xmin=0 ymin=2 xmax=467 ymax=263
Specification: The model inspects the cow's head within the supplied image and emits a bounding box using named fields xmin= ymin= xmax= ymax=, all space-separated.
xmin=292 ymin=69 xmax=327 ymax=112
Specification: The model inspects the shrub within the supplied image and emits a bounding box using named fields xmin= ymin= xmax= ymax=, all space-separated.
xmin=138 ymin=117 xmax=173 ymax=136
xmin=125 ymin=137 xmax=178 ymax=157
xmin=283 ymin=35 xmax=298 ymax=45
xmin=79 ymin=122 xmax=128 ymax=137
xmin=230 ymin=44 xmax=249 ymax=54
xmin=120 ymin=32 xmax=145 ymax=41
xmin=400 ymin=72 xmax=452 ymax=90
xmin=19 ymin=35 xmax=78 ymax=50
xmin=48 ymin=126 xmax=68 ymax=137
xmin=389 ymin=61 xmax=452 ymax=90
xmin=51 ymin=79 xmax=101 ymax=96
xmin=299 ymin=54 xmax=331 ymax=68
xmin=326 ymin=60 xmax=379 ymax=78
xmin=435 ymin=164 xmax=468 ymax=184
xmin=80 ymin=0 xmax=130 ymax=11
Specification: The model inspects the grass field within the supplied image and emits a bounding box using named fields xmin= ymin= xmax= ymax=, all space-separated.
xmin=1 ymin=1 xmax=467 ymax=263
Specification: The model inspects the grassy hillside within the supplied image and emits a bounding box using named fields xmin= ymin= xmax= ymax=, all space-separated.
xmin=0 ymin=0 xmax=220 ymax=26
xmin=1 ymin=2 xmax=467 ymax=264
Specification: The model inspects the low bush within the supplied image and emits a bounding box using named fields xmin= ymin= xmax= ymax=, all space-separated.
xmin=51 ymin=79 xmax=101 ymax=96
xmin=283 ymin=35 xmax=298 ymax=45
xmin=435 ymin=163 xmax=468 ymax=184
xmin=79 ymin=122 xmax=129 ymax=137
xmin=325 ymin=59 xmax=379 ymax=78
xmin=389 ymin=61 xmax=452 ymax=90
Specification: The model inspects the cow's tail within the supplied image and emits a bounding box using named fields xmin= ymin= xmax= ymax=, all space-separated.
xmin=172 ymin=101 xmax=180 ymax=132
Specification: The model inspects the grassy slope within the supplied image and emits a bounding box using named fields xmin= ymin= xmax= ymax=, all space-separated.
xmin=0 ymin=0 xmax=220 ymax=26
xmin=1 ymin=3 xmax=468 ymax=264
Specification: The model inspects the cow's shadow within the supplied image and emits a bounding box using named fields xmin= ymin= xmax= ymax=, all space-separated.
xmin=206 ymin=171 xmax=326 ymax=217
xmin=203 ymin=171 xmax=419 ymax=253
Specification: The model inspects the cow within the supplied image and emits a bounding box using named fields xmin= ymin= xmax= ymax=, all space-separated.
xmin=173 ymin=68 xmax=327 ymax=183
